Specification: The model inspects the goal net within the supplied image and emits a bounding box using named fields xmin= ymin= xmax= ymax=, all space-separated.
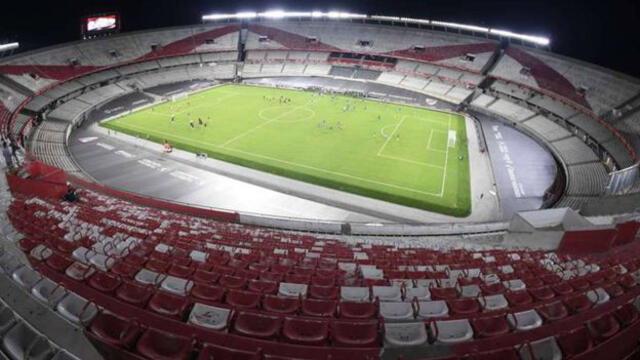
xmin=171 ymin=92 xmax=188 ymax=102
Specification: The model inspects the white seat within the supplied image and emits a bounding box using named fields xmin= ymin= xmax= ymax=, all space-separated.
xmin=438 ymin=278 xmax=458 ymax=288
xmin=416 ymin=300 xmax=449 ymax=318
xmin=340 ymin=286 xmax=370 ymax=302
xmin=338 ymin=262 xmax=357 ymax=274
xmin=279 ymin=283 xmax=308 ymax=297
xmin=29 ymin=245 xmax=53 ymax=261
xmin=379 ymin=302 xmax=414 ymax=321
xmin=31 ymin=277 xmax=67 ymax=306
xmin=507 ymin=310 xmax=543 ymax=331
xmin=500 ymin=265 xmax=515 ymax=274
xmin=404 ymin=286 xmax=430 ymax=301
xmin=0 ymin=307 xmax=16 ymax=336
xmin=480 ymin=294 xmax=508 ymax=311
xmin=586 ymin=287 xmax=610 ymax=305
xmin=65 ymin=262 xmax=95 ymax=281
xmin=372 ymin=286 xmax=402 ymax=301
xmin=56 ymin=292 xmax=98 ymax=325
xmin=89 ymin=254 xmax=115 ymax=272
xmin=72 ymin=247 xmax=96 ymax=264
xmin=518 ymin=336 xmax=562 ymax=360
xmin=161 ymin=276 xmax=193 ymax=296
xmin=361 ymin=267 xmax=384 ymax=280
xmin=0 ymin=254 xmax=22 ymax=274
xmin=135 ymin=268 xmax=165 ymax=285
xmin=190 ymin=250 xmax=207 ymax=263
xmin=12 ymin=266 xmax=42 ymax=289
xmin=460 ymin=284 xmax=481 ymax=298
xmin=430 ymin=319 xmax=474 ymax=343
xmin=154 ymin=243 xmax=172 ymax=253
xmin=503 ymin=279 xmax=526 ymax=291
xmin=415 ymin=279 xmax=439 ymax=288
xmin=1 ymin=321 xmax=56 ymax=360
xmin=384 ymin=322 xmax=428 ymax=346
xmin=188 ymin=303 xmax=231 ymax=330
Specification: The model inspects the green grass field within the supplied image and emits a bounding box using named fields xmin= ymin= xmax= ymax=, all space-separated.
xmin=102 ymin=84 xmax=471 ymax=216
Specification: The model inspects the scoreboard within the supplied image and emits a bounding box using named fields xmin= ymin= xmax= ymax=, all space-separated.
xmin=82 ymin=13 xmax=120 ymax=38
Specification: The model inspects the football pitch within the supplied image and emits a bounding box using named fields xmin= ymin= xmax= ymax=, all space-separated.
xmin=102 ymin=84 xmax=471 ymax=217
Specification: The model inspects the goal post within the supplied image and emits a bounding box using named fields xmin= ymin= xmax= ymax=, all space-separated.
xmin=171 ymin=92 xmax=188 ymax=102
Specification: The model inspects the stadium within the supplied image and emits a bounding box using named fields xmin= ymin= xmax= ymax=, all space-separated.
xmin=0 ymin=4 xmax=638 ymax=360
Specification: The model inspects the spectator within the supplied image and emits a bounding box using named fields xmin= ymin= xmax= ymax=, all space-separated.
xmin=63 ymin=182 xmax=79 ymax=202
xmin=1 ymin=142 xmax=13 ymax=169
xmin=9 ymin=138 xmax=20 ymax=165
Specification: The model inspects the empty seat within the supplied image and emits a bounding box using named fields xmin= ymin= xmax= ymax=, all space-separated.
xmin=56 ymin=292 xmax=98 ymax=325
xmin=226 ymin=290 xmax=261 ymax=310
xmin=416 ymin=300 xmax=449 ymax=318
xmin=379 ymin=301 xmax=414 ymax=321
xmin=309 ymin=285 xmax=339 ymax=300
xmin=11 ymin=266 xmax=42 ymax=289
xmin=538 ymin=301 xmax=568 ymax=322
xmin=339 ymin=301 xmax=377 ymax=319
xmin=586 ymin=287 xmax=610 ymax=305
xmin=247 ymin=280 xmax=278 ymax=295
xmin=565 ymin=294 xmax=593 ymax=313
xmin=614 ymin=303 xmax=640 ymax=327
xmin=430 ymin=287 xmax=459 ymax=300
xmin=479 ymin=294 xmax=508 ymax=311
xmin=262 ymin=295 xmax=299 ymax=315
xmin=384 ymin=322 xmax=428 ymax=346
xmin=116 ymin=281 xmax=154 ymax=307
xmin=404 ymin=286 xmax=430 ymax=301
xmin=340 ymin=287 xmax=370 ymax=302
xmin=31 ymin=277 xmax=67 ymax=306
xmin=233 ymin=311 xmax=282 ymax=339
xmin=1 ymin=321 xmax=56 ymax=360
xmin=219 ymin=275 xmax=247 ymax=289
xmin=161 ymin=276 xmax=194 ymax=296
xmin=278 ymin=283 xmax=308 ymax=297
xmin=147 ymin=291 xmax=190 ymax=320
xmin=136 ymin=328 xmax=192 ymax=360
xmin=282 ymin=317 xmax=329 ymax=345
xmin=88 ymin=271 xmax=121 ymax=293
xmin=507 ymin=310 xmax=543 ymax=331
xmin=460 ymin=284 xmax=481 ymax=298
xmin=448 ymin=298 xmax=480 ymax=315
xmin=88 ymin=312 xmax=140 ymax=348
xmin=557 ymin=327 xmax=592 ymax=359
xmin=505 ymin=290 xmax=533 ymax=307
xmin=190 ymin=283 xmax=225 ymax=303
xmin=529 ymin=286 xmax=556 ymax=301
xmin=503 ymin=279 xmax=526 ymax=291
xmin=471 ymin=315 xmax=510 ymax=338
xmin=518 ymin=336 xmax=562 ymax=360
xmin=188 ymin=303 xmax=232 ymax=330
xmin=0 ymin=307 xmax=16 ymax=336
xmin=301 ymin=298 xmax=337 ymax=317
xmin=331 ymin=320 xmax=378 ymax=347
xmin=430 ymin=319 xmax=474 ymax=343
xmin=587 ymin=314 xmax=620 ymax=342
xmin=372 ymin=286 xmax=402 ymax=301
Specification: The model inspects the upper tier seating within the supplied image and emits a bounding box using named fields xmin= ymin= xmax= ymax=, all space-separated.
xmin=1 ymin=172 xmax=639 ymax=359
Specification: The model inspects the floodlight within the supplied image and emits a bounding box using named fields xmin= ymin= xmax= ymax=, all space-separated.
xmin=0 ymin=42 xmax=19 ymax=52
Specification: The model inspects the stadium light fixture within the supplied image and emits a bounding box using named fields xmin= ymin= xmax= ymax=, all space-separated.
xmin=490 ymin=28 xmax=550 ymax=46
xmin=432 ymin=21 xmax=489 ymax=33
xmin=261 ymin=10 xmax=288 ymax=19
xmin=0 ymin=42 xmax=19 ymax=52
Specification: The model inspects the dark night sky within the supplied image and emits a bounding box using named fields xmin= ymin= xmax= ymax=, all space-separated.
xmin=1 ymin=0 xmax=639 ymax=78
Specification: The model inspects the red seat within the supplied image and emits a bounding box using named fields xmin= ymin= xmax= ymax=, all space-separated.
xmin=339 ymin=301 xmax=377 ymax=319
xmin=197 ymin=343 xmax=260 ymax=360
xmin=541 ymin=274 xmax=561 ymax=284
xmin=587 ymin=314 xmax=620 ymax=342
xmin=116 ymin=282 xmax=154 ymax=307
xmin=537 ymin=301 xmax=568 ymax=322
xmin=226 ymin=290 xmax=261 ymax=310
xmin=168 ymin=264 xmax=195 ymax=278
xmin=618 ymin=274 xmax=637 ymax=289
xmin=564 ymin=294 xmax=593 ymax=314
xmin=88 ymin=271 xmax=121 ymax=294
xmin=471 ymin=315 xmax=510 ymax=338
xmin=220 ymin=275 xmax=247 ymax=289
xmin=233 ymin=311 xmax=282 ymax=339
xmin=481 ymin=282 xmax=506 ymax=295
xmin=430 ymin=287 xmax=458 ymax=300
xmin=112 ymin=261 xmax=141 ymax=279
xmin=603 ymin=283 xmax=624 ymax=298
xmin=529 ymin=286 xmax=555 ymax=301
xmin=557 ymin=327 xmax=593 ymax=359
xmin=448 ymin=298 xmax=480 ymax=315
xmin=331 ymin=320 xmax=378 ymax=347
xmin=568 ymin=278 xmax=590 ymax=291
xmin=262 ymin=295 xmax=300 ymax=315
xmin=88 ymin=312 xmax=140 ymax=348
xmin=136 ymin=328 xmax=192 ymax=360
xmin=551 ymin=282 xmax=574 ymax=296
xmin=309 ymin=285 xmax=339 ymax=300
xmin=301 ymin=298 xmax=337 ymax=317
xmin=235 ymin=269 xmax=260 ymax=280
xmin=192 ymin=269 xmax=220 ymax=284
xmin=146 ymin=259 xmax=170 ymax=273
xmin=45 ymin=253 xmax=73 ymax=272
xmin=247 ymin=280 xmax=278 ymax=295
xmin=147 ymin=291 xmax=190 ymax=320
xmin=311 ymin=275 xmax=335 ymax=287
xmin=282 ymin=317 xmax=329 ymax=345
xmin=614 ymin=303 xmax=640 ymax=327
xmin=190 ymin=283 xmax=225 ymax=303
xmin=505 ymin=290 xmax=533 ymax=307
xmin=260 ymin=272 xmax=284 ymax=283
xmin=286 ymin=274 xmax=311 ymax=284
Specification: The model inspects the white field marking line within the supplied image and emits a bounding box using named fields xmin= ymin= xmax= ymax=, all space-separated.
xmin=223 ymin=146 xmax=443 ymax=196
xmin=258 ymin=106 xmax=316 ymax=124
xmin=377 ymin=116 xmax=406 ymax=156
xmin=220 ymin=100 xmax=316 ymax=148
xmin=426 ymin=129 xmax=434 ymax=150
xmin=154 ymin=92 xmax=240 ymax=117
xmin=378 ymin=154 xmax=445 ymax=169
xmin=439 ymin=114 xmax=452 ymax=197
xmin=108 ymin=122 xmax=442 ymax=196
